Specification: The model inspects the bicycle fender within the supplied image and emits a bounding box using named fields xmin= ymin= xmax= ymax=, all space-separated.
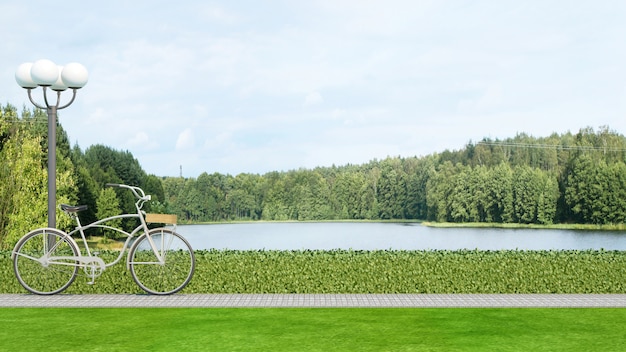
xmin=11 ymin=227 xmax=77 ymax=260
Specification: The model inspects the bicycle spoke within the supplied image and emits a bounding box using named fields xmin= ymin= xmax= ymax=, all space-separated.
xmin=13 ymin=229 xmax=79 ymax=295
xmin=128 ymin=229 xmax=194 ymax=295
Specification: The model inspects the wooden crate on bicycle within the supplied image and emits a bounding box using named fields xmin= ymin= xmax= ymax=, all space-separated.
xmin=145 ymin=213 xmax=177 ymax=225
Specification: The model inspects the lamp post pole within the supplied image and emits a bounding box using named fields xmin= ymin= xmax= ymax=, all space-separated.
xmin=47 ymin=104 xmax=57 ymax=229
xmin=16 ymin=59 xmax=88 ymax=228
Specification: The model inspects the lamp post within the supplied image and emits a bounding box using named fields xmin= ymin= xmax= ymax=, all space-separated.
xmin=15 ymin=59 xmax=88 ymax=229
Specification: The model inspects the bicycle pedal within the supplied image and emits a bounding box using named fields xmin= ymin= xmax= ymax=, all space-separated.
xmin=93 ymin=251 xmax=100 ymax=256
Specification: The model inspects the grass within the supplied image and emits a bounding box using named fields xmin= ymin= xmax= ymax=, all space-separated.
xmin=185 ymin=219 xmax=423 ymax=225
xmin=81 ymin=236 xmax=125 ymax=251
xmin=422 ymin=221 xmax=626 ymax=231
xmin=1 ymin=308 xmax=625 ymax=351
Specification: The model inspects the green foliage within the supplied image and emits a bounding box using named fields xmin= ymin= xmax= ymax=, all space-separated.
xmin=565 ymin=154 xmax=626 ymax=224
xmin=2 ymin=249 xmax=626 ymax=294
xmin=69 ymin=144 xmax=99 ymax=225
xmin=0 ymin=105 xmax=77 ymax=248
xmin=68 ymin=144 xmax=163 ymax=231
xmin=185 ymin=249 xmax=626 ymax=294
xmin=2 ymin=134 xmax=48 ymax=248
xmin=96 ymin=188 xmax=122 ymax=239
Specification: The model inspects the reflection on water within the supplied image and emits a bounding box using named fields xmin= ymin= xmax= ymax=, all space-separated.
xmin=177 ymin=222 xmax=626 ymax=251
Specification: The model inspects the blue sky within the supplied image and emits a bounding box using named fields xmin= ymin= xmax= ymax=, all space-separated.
xmin=2 ymin=1 xmax=625 ymax=177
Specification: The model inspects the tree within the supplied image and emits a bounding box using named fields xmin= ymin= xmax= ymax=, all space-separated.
xmin=70 ymin=144 xmax=99 ymax=225
xmin=426 ymin=161 xmax=456 ymax=222
xmin=2 ymin=133 xmax=48 ymax=248
xmin=404 ymin=156 xmax=434 ymax=220
xmin=180 ymin=179 xmax=203 ymax=222
xmin=604 ymin=162 xmax=626 ymax=224
xmin=83 ymin=144 xmax=148 ymax=229
xmin=334 ymin=171 xmax=367 ymax=219
xmin=512 ymin=165 xmax=540 ymax=223
xmin=564 ymin=154 xmax=595 ymax=223
xmin=144 ymin=174 xmax=165 ymax=203
xmin=96 ymin=188 xmax=122 ymax=239
xmin=536 ymin=172 xmax=559 ymax=225
xmin=511 ymin=166 xmax=557 ymax=224
xmin=227 ymin=189 xmax=255 ymax=219
xmin=162 ymin=176 xmax=186 ymax=219
xmin=262 ymin=172 xmax=289 ymax=220
xmin=486 ymin=162 xmax=514 ymax=223
xmin=0 ymin=105 xmax=18 ymax=246
xmin=377 ymin=158 xmax=407 ymax=219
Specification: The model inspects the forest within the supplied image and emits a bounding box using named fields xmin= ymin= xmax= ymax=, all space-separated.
xmin=1 ymin=103 xmax=626 ymax=248
xmin=161 ymin=128 xmax=626 ymax=225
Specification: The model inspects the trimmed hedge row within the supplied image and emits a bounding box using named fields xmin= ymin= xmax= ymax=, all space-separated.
xmin=1 ymin=250 xmax=626 ymax=294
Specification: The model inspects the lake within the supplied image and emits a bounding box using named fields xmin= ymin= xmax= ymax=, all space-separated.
xmin=176 ymin=222 xmax=626 ymax=251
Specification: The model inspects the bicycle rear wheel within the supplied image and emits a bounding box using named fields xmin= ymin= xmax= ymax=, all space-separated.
xmin=128 ymin=228 xmax=195 ymax=295
xmin=12 ymin=228 xmax=79 ymax=295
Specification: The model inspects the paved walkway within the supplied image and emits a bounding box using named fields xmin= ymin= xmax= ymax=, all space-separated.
xmin=2 ymin=294 xmax=626 ymax=308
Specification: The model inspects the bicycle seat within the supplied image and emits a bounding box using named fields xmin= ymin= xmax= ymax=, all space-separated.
xmin=60 ymin=204 xmax=88 ymax=213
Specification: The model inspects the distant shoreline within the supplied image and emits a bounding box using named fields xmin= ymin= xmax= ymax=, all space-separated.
xmin=422 ymin=221 xmax=626 ymax=231
xmin=177 ymin=219 xmax=626 ymax=231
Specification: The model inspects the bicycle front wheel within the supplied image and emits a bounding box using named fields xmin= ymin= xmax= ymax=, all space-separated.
xmin=12 ymin=228 xmax=79 ymax=295
xmin=128 ymin=228 xmax=195 ymax=295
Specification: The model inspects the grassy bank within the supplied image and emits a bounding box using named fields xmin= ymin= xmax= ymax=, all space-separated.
xmin=182 ymin=219 xmax=423 ymax=225
xmin=182 ymin=219 xmax=625 ymax=231
xmin=2 ymin=249 xmax=626 ymax=294
xmin=422 ymin=221 xmax=626 ymax=231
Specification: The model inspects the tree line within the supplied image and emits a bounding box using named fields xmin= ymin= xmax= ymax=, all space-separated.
xmin=162 ymin=126 xmax=626 ymax=226
xmin=2 ymin=102 xmax=626 ymax=247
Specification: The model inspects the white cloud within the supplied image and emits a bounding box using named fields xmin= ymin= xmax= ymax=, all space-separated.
xmin=126 ymin=131 xmax=159 ymax=151
xmin=303 ymin=91 xmax=323 ymax=107
xmin=203 ymin=132 xmax=232 ymax=150
xmin=175 ymin=128 xmax=196 ymax=151
xmin=87 ymin=107 xmax=106 ymax=124
xmin=127 ymin=131 xmax=149 ymax=146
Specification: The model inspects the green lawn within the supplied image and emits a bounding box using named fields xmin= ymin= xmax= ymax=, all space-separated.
xmin=1 ymin=308 xmax=625 ymax=351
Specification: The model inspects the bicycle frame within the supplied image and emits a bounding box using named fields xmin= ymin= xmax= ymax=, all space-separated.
xmin=12 ymin=183 xmax=194 ymax=295
xmin=68 ymin=213 xmax=146 ymax=268
xmin=61 ymin=184 xmax=164 ymax=274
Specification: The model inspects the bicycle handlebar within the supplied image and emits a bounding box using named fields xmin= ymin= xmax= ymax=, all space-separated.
xmin=105 ymin=183 xmax=151 ymax=201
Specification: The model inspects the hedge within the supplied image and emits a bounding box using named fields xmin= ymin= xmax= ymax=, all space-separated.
xmin=1 ymin=250 xmax=625 ymax=294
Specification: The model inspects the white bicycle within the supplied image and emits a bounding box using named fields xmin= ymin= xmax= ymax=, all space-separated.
xmin=12 ymin=183 xmax=195 ymax=295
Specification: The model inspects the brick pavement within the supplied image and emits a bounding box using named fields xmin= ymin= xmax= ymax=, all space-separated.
xmin=2 ymin=294 xmax=626 ymax=308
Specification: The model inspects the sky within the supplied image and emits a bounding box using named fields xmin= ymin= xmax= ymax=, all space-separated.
xmin=1 ymin=1 xmax=625 ymax=177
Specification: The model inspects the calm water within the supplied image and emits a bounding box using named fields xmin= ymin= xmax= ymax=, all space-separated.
xmin=177 ymin=222 xmax=626 ymax=251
